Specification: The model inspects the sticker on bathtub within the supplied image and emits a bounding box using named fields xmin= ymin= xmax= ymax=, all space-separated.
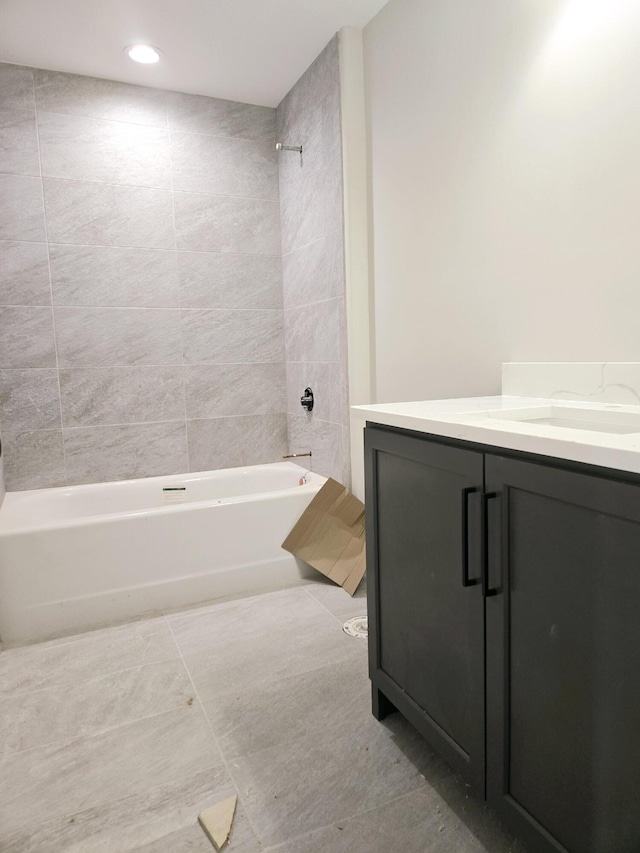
xmin=162 ymin=484 xmax=187 ymax=504
xmin=343 ymin=616 xmax=368 ymax=640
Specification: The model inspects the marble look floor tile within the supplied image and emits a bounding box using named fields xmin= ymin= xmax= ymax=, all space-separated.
xmin=0 ymin=174 xmax=45 ymax=241
xmin=166 ymin=91 xmax=275 ymax=142
xmin=204 ymin=656 xmax=369 ymax=761
xmin=0 ymin=108 xmax=39 ymax=175
xmin=0 ymin=704 xmax=222 ymax=837
xmin=177 ymin=251 xmax=282 ymax=310
xmin=50 ymin=244 xmax=179 ymax=308
xmin=0 ymin=63 xmax=35 ymax=111
xmin=171 ymin=587 xmax=364 ymax=700
xmin=186 ymin=413 xmax=287 ymax=472
xmin=171 ymin=132 xmax=278 ymax=199
xmin=2 ymin=767 xmax=260 ymax=853
xmin=0 ymin=306 xmax=56 ymax=368
xmin=0 ymin=617 xmax=179 ymax=698
xmin=34 ymin=69 xmax=167 ymax=127
xmin=0 ymin=659 xmax=194 ymax=754
xmin=181 ymin=308 xmax=284 ymax=364
xmin=44 ymin=178 xmax=175 ymax=249
xmin=282 ymin=229 xmax=344 ymax=309
xmin=60 ymin=366 xmax=184 ymax=427
xmin=304 ymin=578 xmax=367 ymax=622
xmin=38 ymin=111 xmax=172 ymax=188
xmin=0 ymin=368 xmax=61 ymax=431
xmin=266 ymin=775 xmax=523 ymax=853
xmin=63 ymin=421 xmax=188 ymax=485
xmin=55 ymin=306 xmax=182 ymax=367
xmin=184 ymin=363 xmax=285 ymax=419
xmin=174 ymin=192 xmax=280 ymax=255
xmin=0 ymin=240 xmax=51 ymax=305
xmin=2 ymin=427 xmax=66 ymax=490
xmin=229 ymin=711 xmax=441 ymax=847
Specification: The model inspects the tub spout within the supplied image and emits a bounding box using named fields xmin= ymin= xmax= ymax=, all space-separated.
xmin=283 ymin=451 xmax=312 ymax=458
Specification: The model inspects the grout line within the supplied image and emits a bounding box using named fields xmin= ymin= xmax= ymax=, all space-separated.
xmin=31 ymin=91 xmax=67 ymax=485
xmin=0 ymin=236 xmax=281 ymax=259
xmin=0 ymin=692 xmax=201 ymax=760
xmin=166 ymin=107 xmax=191 ymax=474
xmin=38 ymin=172 xmax=279 ymax=204
xmin=284 ymin=295 xmax=343 ymax=311
xmin=164 ymin=615 xmax=265 ymax=845
xmin=280 ymin=225 xmax=341 ymax=259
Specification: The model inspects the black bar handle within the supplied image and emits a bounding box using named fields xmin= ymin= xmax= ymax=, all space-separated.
xmin=462 ymin=487 xmax=480 ymax=588
xmin=482 ymin=491 xmax=501 ymax=598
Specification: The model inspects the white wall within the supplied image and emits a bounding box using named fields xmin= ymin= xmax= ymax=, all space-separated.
xmin=364 ymin=0 xmax=640 ymax=403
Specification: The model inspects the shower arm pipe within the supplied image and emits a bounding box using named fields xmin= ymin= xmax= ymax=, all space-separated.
xmin=276 ymin=142 xmax=303 ymax=153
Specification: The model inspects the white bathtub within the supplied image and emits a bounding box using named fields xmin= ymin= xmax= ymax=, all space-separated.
xmin=0 ymin=462 xmax=326 ymax=645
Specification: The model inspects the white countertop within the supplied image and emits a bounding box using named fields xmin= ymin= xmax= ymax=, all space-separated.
xmin=351 ymin=396 xmax=640 ymax=475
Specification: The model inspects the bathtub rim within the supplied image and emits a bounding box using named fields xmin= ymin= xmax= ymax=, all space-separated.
xmin=0 ymin=461 xmax=326 ymax=536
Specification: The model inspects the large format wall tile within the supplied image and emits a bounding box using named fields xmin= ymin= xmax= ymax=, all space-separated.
xmin=63 ymin=421 xmax=188 ymax=484
xmin=287 ymin=414 xmax=345 ymax=483
xmin=0 ymin=109 xmax=39 ymax=176
xmin=277 ymin=36 xmax=338 ymax=142
xmin=0 ymin=369 xmax=61 ymax=431
xmin=284 ymin=298 xmax=342 ymax=363
xmin=282 ymin=229 xmax=344 ymax=309
xmin=0 ymin=307 xmax=56 ymax=368
xmin=177 ymin=251 xmax=282 ymax=309
xmin=0 ymin=241 xmax=51 ymax=305
xmin=34 ymin=70 xmax=167 ymax=127
xmin=2 ymin=64 xmax=290 ymax=488
xmin=55 ymin=307 xmax=182 ymax=367
xmin=2 ymin=429 xmax=66 ymax=491
xmin=49 ymin=245 xmax=179 ymax=308
xmin=184 ymin=363 xmax=286 ymax=419
xmin=59 ymin=367 xmax=184 ymax=427
xmin=187 ymin=414 xmax=287 ymax=471
xmin=0 ymin=175 xmax=45 ymax=241
xmin=181 ymin=309 xmax=284 ymax=364
xmin=43 ymin=179 xmax=174 ymax=249
xmin=170 ymin=132 xmax=278 ymax=199
xmin=174 ymin=192 xmax=280 ymax=254
xmin=166 ymin=91 xmax=275 ymax=142
xmin=38 ymin=112 xmax=171 ymax=188
xmin=285 ymin=361 xmax=347 ymax=424
xmin=0 ymin=63 xmax=35 ymax=112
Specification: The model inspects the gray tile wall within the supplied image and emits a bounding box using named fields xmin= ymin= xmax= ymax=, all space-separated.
xmin=0 ymin=63 xmax=287 ymax=489
xmin=276 ymin=37 xmax=350 ymax=485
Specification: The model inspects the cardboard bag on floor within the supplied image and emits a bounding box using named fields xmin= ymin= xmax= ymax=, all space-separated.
xmin=282 ymin=478 xmax=365 ymax=596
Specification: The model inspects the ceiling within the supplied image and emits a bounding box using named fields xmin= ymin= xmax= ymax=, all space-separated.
xmin=0 ymin=0 xmax=388 ymax=107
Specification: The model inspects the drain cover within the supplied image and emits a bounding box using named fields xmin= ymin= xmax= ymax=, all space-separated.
xmin=343 ymin=616 xmax=368 ymax=639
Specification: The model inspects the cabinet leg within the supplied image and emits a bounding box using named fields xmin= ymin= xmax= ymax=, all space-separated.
xmin=372 ymin=685 xmax=397 ymax=720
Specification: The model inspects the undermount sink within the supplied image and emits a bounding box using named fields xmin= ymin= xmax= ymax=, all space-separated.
xmin=484 ymin=406 xmax=640 ymax=435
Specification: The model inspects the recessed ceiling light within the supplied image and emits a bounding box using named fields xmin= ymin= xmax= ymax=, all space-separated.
xmin=125 ymin=44 xmax=162 ymax=64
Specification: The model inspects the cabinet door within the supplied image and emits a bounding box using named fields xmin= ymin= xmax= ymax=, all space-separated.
xmin=486 ymin=455 xmax=640 ymax=853
xmin=365 ymin=426 xmax=485 ymax=794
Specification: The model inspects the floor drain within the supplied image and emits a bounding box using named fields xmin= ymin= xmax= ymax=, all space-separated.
xmin=343 ymin=616 xmax=368 ymax=639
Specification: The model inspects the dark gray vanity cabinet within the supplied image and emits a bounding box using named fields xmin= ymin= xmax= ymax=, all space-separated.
xmin=365 ymin=424 xmax=640 ymax=853
xmin=364 ymin=425 xmax=486 ymax=795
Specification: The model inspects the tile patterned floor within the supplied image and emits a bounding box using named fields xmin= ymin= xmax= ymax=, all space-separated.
xmin=0 ymin=580 xmax=524 ymax=852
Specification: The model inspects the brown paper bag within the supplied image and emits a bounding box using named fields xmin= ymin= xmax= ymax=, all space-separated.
xmin=281 ymin=478 xmax=365 ymax=595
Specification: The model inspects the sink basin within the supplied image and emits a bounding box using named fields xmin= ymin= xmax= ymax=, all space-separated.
xmin=484 ymin=406 xmax=640 ymax=435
